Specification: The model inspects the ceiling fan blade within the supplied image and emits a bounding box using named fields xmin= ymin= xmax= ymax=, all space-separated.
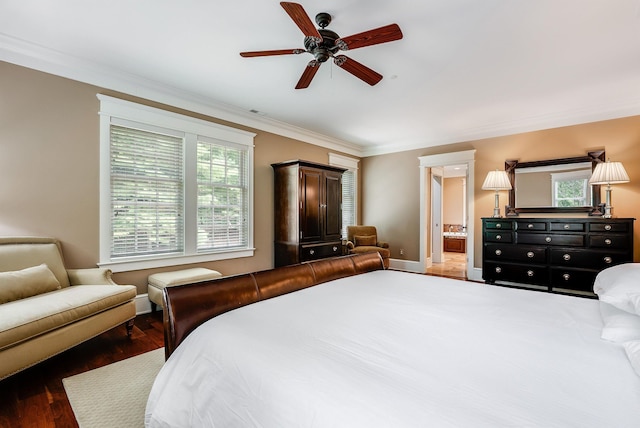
xmin=280 ymin=2 xmax=322 ymax=42
xmin=240 ymin=49 xmax=305 ymax=58
xmin=334 ymin=55 xmax=382 ymax=86
xmin=335 ymin=23 xmax=403 ymax=51
xmin=295 ymin=60 xmax=321 ymax=89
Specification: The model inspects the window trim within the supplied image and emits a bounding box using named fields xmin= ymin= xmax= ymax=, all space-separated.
xmin=98 ymin=94 xmax=256 ymax=272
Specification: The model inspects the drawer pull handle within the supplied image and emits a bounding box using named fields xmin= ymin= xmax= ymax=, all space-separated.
xmin=545 ymin=236 xmax=552 ymax=243
xmin=527 ymin=251 xmax=534 ymax=258
xmin=605 ymin=224 xmax=612 ymax=231
xmin=495 ymin=267 xmax=502 ymax=273
xmin=563 ymin=224 xmax=570 ymax=230
xmin=605 ymin=239 xmax=612 ymax=245
xmin=527 ymin=223 xmax=534 ymax=229
xmin=495 ymin=234 xmax=502 ymax=240
xmin=563 ymin=273 xmax=570 ymax=281
xmin=527 ymin=270 xmax=534 ymax=277
xmin=495 ymin=249 xmax=502 ymax=256
xmin=496 ymin=224 xmax=502 ymax=228
xmin=333 ymin=246 xmax=338 ymax=252
xmin=309 ymin=249 xmax=315 ymax=255
xmin=563 ymin=254 xmax=571 ymax=261
xmin=604 ymin=256 xmax=613 ymax=264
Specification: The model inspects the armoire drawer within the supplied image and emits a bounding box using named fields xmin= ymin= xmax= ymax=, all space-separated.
xmin=300 ymin=242 xmax=342 ymax=261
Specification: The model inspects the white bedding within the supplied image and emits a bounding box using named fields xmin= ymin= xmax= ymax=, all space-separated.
xmin=145 ymin=270 xmax=640 ymax=427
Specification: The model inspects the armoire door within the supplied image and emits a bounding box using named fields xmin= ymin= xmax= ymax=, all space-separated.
xmin=323 ymin=170 xmax=343 ymax=240
xmin=300 ymin=167 xmax=322 ymax=242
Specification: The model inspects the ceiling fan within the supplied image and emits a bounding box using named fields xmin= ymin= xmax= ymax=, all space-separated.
xmin=240 ymin=2 xmax=403 ymax=89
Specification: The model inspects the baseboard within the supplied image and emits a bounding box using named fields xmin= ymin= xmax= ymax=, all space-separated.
xmin=135 ymin=294 xmax=152 ymax=315
xmin=468 ymin=267 xmax=484 ymax=282
xmin=389 ymin=258 xmax=424 ymax=273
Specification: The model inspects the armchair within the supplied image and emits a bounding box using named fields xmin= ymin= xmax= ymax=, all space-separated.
xmin=346 ymin=226 xmax=390 ymax=268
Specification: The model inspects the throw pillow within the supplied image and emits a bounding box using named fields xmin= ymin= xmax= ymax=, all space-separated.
xmin=0 ymin=264 xmax=62 ymax=304
xmin=354 ymin=235 xmax=377 ymax=247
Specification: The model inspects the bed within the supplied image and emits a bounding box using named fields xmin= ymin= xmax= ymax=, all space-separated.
xmin=145 ymin=253 xmax=640 ymax=427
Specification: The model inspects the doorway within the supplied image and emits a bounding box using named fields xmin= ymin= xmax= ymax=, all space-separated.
xmin=418 ymin=150 xmax=480 ymax=281
xmin=428 ymin=165 xmax=467 ymax=279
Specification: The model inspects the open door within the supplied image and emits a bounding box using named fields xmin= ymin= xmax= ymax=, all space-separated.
xmin=431 ymin=167 xmax=444 ymax=264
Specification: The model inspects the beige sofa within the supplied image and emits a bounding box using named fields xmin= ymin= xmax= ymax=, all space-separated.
xmin=0 ymin=237 xmax=137 ymax=380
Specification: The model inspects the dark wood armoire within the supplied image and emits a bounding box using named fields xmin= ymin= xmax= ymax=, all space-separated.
xmin=272 ymin=160 xmax=346 ymax=267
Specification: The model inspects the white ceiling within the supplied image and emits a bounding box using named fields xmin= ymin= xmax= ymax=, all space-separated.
xmin=2 ymin=0 xmax=640 ymax=157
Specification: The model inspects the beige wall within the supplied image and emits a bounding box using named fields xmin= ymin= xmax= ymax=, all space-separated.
xmin=363 ymin=116 xmax=640 ymax=267
xmin=0 ymin=62 xmax=357 ymax=293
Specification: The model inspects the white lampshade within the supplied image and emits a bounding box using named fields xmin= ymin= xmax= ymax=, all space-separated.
xmin=588 ymin=161 xmax=630 ymax=185
xmin=482 ymin=170 xmax=512 ymax=191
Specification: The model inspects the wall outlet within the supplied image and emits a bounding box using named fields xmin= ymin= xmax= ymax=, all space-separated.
xmin=400 ymin=249 xmax=404 ymax=255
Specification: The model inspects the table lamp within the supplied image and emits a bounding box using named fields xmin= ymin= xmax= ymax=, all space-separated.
xmin=588 ymin=160 xmax=629 ymax=218
xmin=482 ymin=170 xmax=512 ymax=218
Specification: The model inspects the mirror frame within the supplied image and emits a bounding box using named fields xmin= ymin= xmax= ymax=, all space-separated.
xmin=504 ymin=150 xmax=605 ymax=216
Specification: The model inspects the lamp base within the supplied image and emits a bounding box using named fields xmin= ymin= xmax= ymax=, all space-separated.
xmin=491 ymin=192 xmax=502 ymax=218
xmin=601 ymin=186 xmax=613 ymax=218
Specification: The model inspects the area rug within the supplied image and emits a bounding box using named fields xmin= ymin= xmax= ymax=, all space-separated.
xmin=63 ymin=348 xmax=164 ymax=428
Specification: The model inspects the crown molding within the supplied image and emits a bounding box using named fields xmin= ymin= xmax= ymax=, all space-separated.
xmin=362 ymin=96 xmax=640 ymax=157
xmin=0 ymin=33 xmax=365 ymax=157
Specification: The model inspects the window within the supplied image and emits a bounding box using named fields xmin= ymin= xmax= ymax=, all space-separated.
xmin=551 ymin=170 xmax=592 ymax=207
xmin=99 ymin=95 xmax=255 ymax=272
xmin=329 ymin=153 xmax=359 ymax=238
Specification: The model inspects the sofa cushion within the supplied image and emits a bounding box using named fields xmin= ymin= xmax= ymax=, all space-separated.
xmin=0 ymin=284 xmax=137 ymax=351
xmin=354 ymin=235 xmax=377 ymax=247
xmin=0 ymin=264 xmax=61 ymax=304
xmin=350 ymin=246 xmax=390 ymax=258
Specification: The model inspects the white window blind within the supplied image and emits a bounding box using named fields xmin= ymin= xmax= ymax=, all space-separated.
xmin=329 ymin=153 xmax=359 ymax=239
xmin=196 ymin=139 xmax=249 ymax=251
xmin=341 ymin=169 xmax=356 ymax=238
xmin=110 ymin=125 xmax=184 ymax=258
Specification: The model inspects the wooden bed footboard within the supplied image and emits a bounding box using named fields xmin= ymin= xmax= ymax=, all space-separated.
xmin=162 ymin=252 xmax=385 ymax=359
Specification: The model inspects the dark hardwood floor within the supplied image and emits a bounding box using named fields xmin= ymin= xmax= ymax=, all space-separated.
xmin=0 ymin=312 xmax=164 ymax=428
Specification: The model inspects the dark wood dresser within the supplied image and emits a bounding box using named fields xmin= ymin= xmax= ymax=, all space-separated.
xmin=482 ymin=217 xmax=634 ymax=294
xmin=272 ymin=160 xmax=346 ymax=267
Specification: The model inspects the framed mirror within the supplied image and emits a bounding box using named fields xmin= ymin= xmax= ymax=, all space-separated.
xmin=504 ymin=150 xmax=605 ymax=216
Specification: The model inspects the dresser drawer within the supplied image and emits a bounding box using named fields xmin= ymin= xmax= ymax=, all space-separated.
xmin=484 ymin=262 xmax=549 ymax=285
xmin=550 ymin=248 xmax=626 ymax=270
xmin=517 ymin=233 xmax=584 ymax=247
xmin=589 ymin=234 xmax=630 ymax=249
xmin=589 ymin=222 xmax=630 ymax=233
xmin=550 ymin=268 xmax=597 ymax=292
xmin=485 ymin=243 xmax=546 ymax=263
xmin=516 ymin=221 xmax=547 ymax=231
xmin=550 ymin=222 xmax=585 ymax=232
xmin=484 ymin=231 xmax=513 ymax=243
xmin=300 ymin=242 xmax=342 ymax=261
xmin=484 ymin=220 xmax=513 ymax=230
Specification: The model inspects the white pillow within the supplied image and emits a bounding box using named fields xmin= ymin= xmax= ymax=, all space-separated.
xmin=623 ymin=340 xmax=640 ymax=377
xmin=599 ymin=302 xmax=640 ymax=342
xmin=593 ymin=263 xmax=640 ymax=315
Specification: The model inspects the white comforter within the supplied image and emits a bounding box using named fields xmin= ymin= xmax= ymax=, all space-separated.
xmin=145 ymin=270 xmax=640 ymax=427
